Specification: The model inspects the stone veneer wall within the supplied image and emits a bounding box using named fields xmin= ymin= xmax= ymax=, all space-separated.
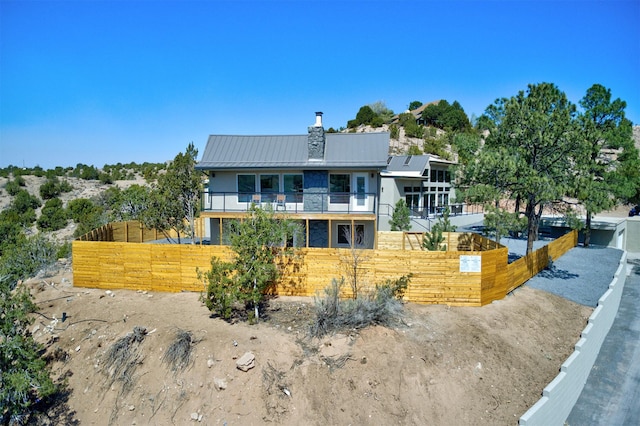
xmin=308 ymin=220 xmax=329 ymax=247
xmin=307 ymin=126 xmax=325 ymax=159
xmin=303 ymin=170 xmax=328 ymax=212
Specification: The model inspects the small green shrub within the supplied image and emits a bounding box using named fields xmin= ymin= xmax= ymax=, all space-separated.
xmin=12 ymin=190 xmax=41 ymax=214
xmin=0 ymin=282 xmax=57 ymax=424
xmin=5 ymin=179 xmax=21 ymax=196
xmin=0 ymin=234 xmax=59 ymax=289
xmin=37 ymin=198 xmax=68 ymax=232
xmin=198 ymin=258 xmax=239 ymax=320
xmin=39 ymin=179 xmax=60 ymax=200
xmin=389 ymin=124 xmax=399 ymax=140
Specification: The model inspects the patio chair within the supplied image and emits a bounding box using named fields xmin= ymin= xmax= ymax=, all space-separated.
xmin=275 ymin=193 xmax=286 ymax=211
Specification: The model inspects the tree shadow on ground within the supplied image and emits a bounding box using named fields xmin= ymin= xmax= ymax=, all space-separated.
xmin=27 ymin=373 xmax=79 ymax=426
xmin=508 ymin=252 xmax=522 ymax=263
xmin=629 ymin=258 xmax=640 ymax=276
xmin=537 ymin=265 xmax=579 ymax=280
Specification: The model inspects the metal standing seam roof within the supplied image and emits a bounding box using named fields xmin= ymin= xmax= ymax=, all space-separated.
xmin=196 ymin=132 xmax=390 ymax=170
xmin=381 ymin=155 xmax=456 ymax=178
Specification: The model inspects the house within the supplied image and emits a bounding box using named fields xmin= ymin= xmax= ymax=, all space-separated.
xmin=390 ymin=101 xmax=439 ymax=126
xmin=196 ymin=112 xmax=390 ymax=248
xmin=379 ymin=154 xmax=457 ymax=228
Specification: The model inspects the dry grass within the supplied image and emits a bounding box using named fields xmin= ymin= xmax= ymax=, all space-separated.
xmin=102 ymin=326 xmax=147 ymax=394
xmin=162 ymin=329 xmax=197 ymax=373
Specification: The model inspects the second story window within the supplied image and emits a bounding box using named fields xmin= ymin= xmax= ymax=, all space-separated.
xmin=284 ymin=174 xmax=303 ymax=202
xmin=237 ymin=174 xmax=256 ymax=202
xmin=260 ymin=174 xmax=279 ymax=202
xmin=329 ymin=174 xmax=350 ymax=204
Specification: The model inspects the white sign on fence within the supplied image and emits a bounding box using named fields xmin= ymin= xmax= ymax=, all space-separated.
xmin=460 ymin=255 xmax=481 ymax=273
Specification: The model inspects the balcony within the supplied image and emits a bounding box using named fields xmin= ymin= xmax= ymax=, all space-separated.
xmin=201 ymin=191 xmax=377 ymax=215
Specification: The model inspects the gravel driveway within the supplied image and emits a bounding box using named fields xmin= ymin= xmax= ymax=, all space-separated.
xmin=500 ymin=236 xmax=624 ymax=307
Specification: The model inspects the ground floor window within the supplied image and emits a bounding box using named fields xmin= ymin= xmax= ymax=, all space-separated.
xmin=404 ymin=185 xmax=422 ymax=214
xmin=337 ymin=223 xmax=365 ymax=246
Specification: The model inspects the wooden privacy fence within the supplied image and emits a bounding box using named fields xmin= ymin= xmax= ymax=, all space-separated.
xmin=76 ymin=220 xmax=207 ymax=243
xmin=73 ymin=226 xmax=577 ymax=306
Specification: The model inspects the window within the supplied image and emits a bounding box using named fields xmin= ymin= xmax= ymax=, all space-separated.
xmin=404 ymin=185 xmax=421 ymax=214
xmin=406 ymin=194 xmax=420 ymax=210
xmin=260 ymin=174 xmax=279 ymax=202
xmin=237 ymin=174 xmax=256 ymax=202
xmin=330 ymin=174 xmax=350 ymax=204
xmin=337 ymin=224 xmax=365 ymax=246
xmin=284 ymin=174 xmax=303 ymax=202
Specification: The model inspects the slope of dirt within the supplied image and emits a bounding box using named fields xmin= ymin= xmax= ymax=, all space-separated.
xmin=25 ymin=263 xmax=591 ymax=425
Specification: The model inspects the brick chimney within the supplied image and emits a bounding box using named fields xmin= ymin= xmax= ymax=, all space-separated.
xmin=308 ymin=112 xmax=325 ymax=160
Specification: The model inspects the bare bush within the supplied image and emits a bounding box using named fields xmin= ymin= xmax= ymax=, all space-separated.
xmin=309 ymin=275 xmax=410 ymax=338
xmin=102 ymin=326 xmax=147 ymax=393
xmin=162 ymin=329 xmax=196 ymax=373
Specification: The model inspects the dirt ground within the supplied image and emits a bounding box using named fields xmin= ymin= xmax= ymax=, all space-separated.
xmin=24 ymin=261 xmax=592 ymax=426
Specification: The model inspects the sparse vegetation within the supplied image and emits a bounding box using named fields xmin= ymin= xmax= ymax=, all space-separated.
xmin=102 ymin=326 xmax=148 ymax=394
xmin=39 ymin=176 xmax=73 ymax=200
xmin=309 ymin=275 xmax=410 ymax=338
xmin=0 ymin=281 xmax=58 ymax=425
xmin=0 ymin=234 xmax=59 ymax=289
xmin=162 ymin=329 xmax=197 ymax=373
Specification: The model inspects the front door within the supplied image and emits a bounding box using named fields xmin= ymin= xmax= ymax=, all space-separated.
xmin=352 ymin=173 xmax=368 ymax=211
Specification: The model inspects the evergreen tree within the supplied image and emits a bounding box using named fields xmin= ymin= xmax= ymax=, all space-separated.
xmin=143 ymin=143 xmax=201 ymax=243
xmin=575 ymin=84 xmax=640 ymax=246
xmin=461 ymin=83 xmax=579 ymax=254
xmin=389 ymin=199 xmax=411 ymax=231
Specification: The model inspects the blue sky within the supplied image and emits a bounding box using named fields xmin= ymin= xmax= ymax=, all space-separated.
xmin=1 ymin=0 xmax=639 ymax=169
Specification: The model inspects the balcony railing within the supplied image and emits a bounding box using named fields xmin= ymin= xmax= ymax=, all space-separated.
xmin=201 ymin=191 xmax=377 ymax=215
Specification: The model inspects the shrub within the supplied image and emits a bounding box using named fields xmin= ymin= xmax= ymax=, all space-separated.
xmin=162 ymin=329 xmax=196 ymax=373
xmin=67 ymin=198 xmax=105 ymax=237
xmin=37 ymin=198 xmax=68 ymax=232
xmin=5 ymin=179 xmax=21 ymax=196
xmin=102 ymin=326 xmax=147 ymax=394
xmin=12 ymin=190 xmax=41 ymax=214
xmin=309 ymin=275 xmax=410 ymax=338
xmin=0 ymin=219 xmax=24 ymax=257
xmin=389 ymin=124 xmax=399 ymax=140
xmin=0 ymin=281 xmax=57 ymax=424
xmin=404 ymin=121 xmax=425 ymax=139
xmin=39 ymin=178 xmax=61 ymax=200
xmin=198 ymin=258 xmax=239 ymax=320
xmin=407 ymin=144 xmax=422 ymax=155
xmin=0 ymin=234 xmax=59 ymax=289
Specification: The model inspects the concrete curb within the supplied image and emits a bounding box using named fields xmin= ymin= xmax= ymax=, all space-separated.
xmin=519 ymin=251 xmax=628 ymax=426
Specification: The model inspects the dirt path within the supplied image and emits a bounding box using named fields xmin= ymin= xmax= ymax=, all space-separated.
xmin=26 ymin=262 xmax=591 ymax=425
